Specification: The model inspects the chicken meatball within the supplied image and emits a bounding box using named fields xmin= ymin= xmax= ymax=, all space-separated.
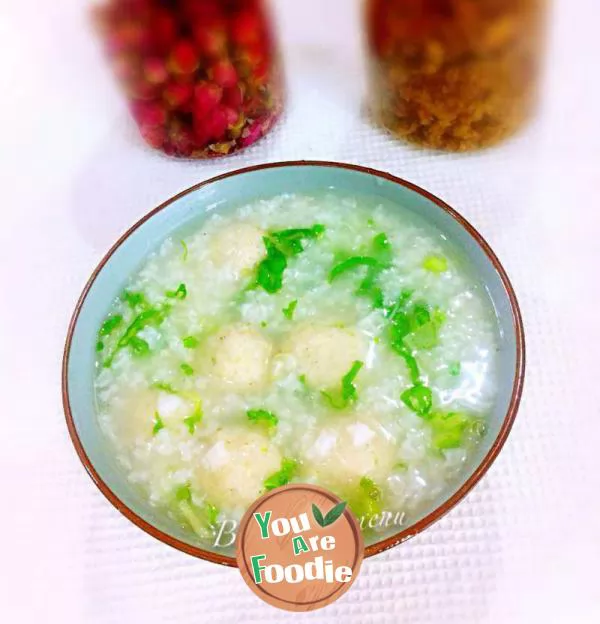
xmin=301 ymin=416 xmax=395 ymax=488
xmin=284 ymin=325 xmax=367 ymax=388
xmin=194 ymin=427 xmax=282 ymax=510
xmin=209 ymin=223 xmax=265 ymax=277
xmin=208 ymin=324 xmax=273 ymax=390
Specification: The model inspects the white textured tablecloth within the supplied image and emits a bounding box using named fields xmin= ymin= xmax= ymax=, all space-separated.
xmin=2 ymin=1 xmax=599 ymax=622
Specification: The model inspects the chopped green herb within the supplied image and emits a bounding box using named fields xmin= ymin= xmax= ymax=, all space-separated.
xmin=264 ymin=458 xmax=297 ymax=491
xmin=181 ymin=400 xmax=204 ymax=434
xmin=391 ymin=341 xmax=421 ymax=384
xmin=129 ymin=336 xmax=151 ymax=357
xmin=99 ymin=315 xmax=123 ymax=337
xmin=322 ymin=360 xmax=364 ymax=409
xmin=121 ymin=291 xmax=148 ymax=310
xmin=103 ymin=305 xmax=170 ymax=367
xmin=180 ymin=363 xmax=194 ymax=376
xmin=174 ymin=484 xmax=219 ymax=539
xmin=256 ymin=237 xmax=288 ymax=293
xmin=401 ymin=384 xmax=433 ymax=417
xmin=96 ymin=340 xmax=104 ymax=352
xmin=385 ymin=290 xmax=414 ymax=321
xmin=372 ymin=232 xmax=393 ymax=263
xmin=247 ymin=409 xmax=279 ymax=430
xmin=329 ymin=256 xmax=385 ymax=283
xmin=260 ymin=321 xmax=268 ymax=328
xmin=348 ymin=476 xmax=382 ymax=520
xmin=183 ymin=414 xmax=202 ymax=434
xmin=180 ymin=239 xmax=188 ymax=262
xmin=428 ymin=411 xmax=472 ymax=449
xmin=152 ymin=411 xmax=164 ymax=435
xmin=182 ymin=336 xmax=199 ymax=349
xmin=448 ymin=361 xmax=461 ymax=377
xmin=423 ymin=254 xmax=448 ymax=273
xmin=166 ymin=283 xmax=187 ymax=300
xmin=153 ymin=380 xmax=178 ymax=394
xmin=394 ymin=461 xmax=408 ymax=471
xmin=254 ymin=225 xmax=325 ymax=294
xmin=269 ymin=225 xmax=325 ymax=256
xmin=175 ymin=483 xmax=193 ymax=503
xmin=282 ymin=299 xmax=298 ymax=320
xmin=356 ymin=266 xmax=385 ymax=308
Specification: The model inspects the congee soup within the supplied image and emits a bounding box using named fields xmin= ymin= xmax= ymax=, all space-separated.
xmin=94 ymin=192 xmax=499 ymax=546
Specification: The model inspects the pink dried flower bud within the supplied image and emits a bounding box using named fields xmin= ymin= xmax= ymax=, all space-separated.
xmin=163 ymin=81 xmax=194 ymax=109
xmin=192 ymin=81 xmax=223 ymax=118
xmin=169 ymin=40 xmax=200 ymax=75
xmin=131 ymin=100 xmax=167 ymax=127
xmin=140 ymin=123 xmax=166 ymax=149
xmin=222 ymin=84 xmax=244 ymax=109
xmin=143 ymin=57 xmax=169 ymax=85
xmin=208 ymin=60 xmax=238 ymax=88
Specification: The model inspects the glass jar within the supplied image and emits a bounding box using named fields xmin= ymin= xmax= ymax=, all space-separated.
xmin=365 ymin=0 xmax=546 ymax=151
xmin=93 ymin=0 xmax=284 ymax=158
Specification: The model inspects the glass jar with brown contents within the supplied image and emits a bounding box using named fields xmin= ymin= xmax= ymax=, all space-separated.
xmin=365 ymin=0 xmax=546 ymax=151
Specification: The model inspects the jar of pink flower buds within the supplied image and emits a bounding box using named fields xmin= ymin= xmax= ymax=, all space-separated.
xmin=93 ymin=0 xmax=284 ymax=158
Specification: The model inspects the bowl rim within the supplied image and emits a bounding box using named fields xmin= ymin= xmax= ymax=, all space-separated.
xmin=62 ymin=160 xmax=525 ymax=567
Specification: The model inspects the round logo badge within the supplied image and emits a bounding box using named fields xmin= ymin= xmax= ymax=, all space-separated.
xmin=236 ymin=484 xmax=364 ymax=611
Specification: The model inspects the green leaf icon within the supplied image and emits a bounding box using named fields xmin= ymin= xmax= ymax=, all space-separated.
xmin=312 ymin=501 xmax=347 ymax=527
xmin=312 ymin=503 xmax=325 ymax=527
xmin=323 ymin=501 xmax=347 ymax=526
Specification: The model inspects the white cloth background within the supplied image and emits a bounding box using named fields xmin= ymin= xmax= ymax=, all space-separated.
xmin=1 ymin=0 xmax=599 ymax=622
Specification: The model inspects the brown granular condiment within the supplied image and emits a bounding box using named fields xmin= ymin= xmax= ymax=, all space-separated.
xmin=365 ymin=0 xmax=546 ymax=151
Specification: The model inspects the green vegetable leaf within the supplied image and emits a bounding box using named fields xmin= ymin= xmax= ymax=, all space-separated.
xmin=264 ymin=458 xmax=297 ymax=491
xmin=256 ymin=237 xmax=288 ymax=293
xmin=282 ymin=299 xmax=298 ymax=320
xmin=329 ymin=256 xmax=384 ymax=283
xmin=428 ymin=411 xmax=472 ymax=449
xmin=121 ymin=291 xmax=148 ymax=310
xmin=347 ymin=476 xmax=382 ymax=521
xmin=182 ymin=335 xmax=199 ymax=349
xmin=254 ymin=225 xmax=325 ymax=294
xmin=448 ymin=361 xmax=461 ymax=376
xmin=174 ymin=485 xmax=219 ymax=540
xmin=175 ymin=483 xmax=192 ymax=503
xmin=372 ymin=232 xmax=393 ymax=263
xmin=270 ymin=225 xmax=325 ymax=256
xmin=312 ymin=503 xmax=325 ymax=527
xmin=183 ymin=402 xmax=203 ymax=434
xmin=104 ymin=305 xmax=170 ymax=367
xmin=96 ymin=340 xmax=104 ymax=352
xmin=385 ymin=290 xmax=414 ymax=321
xmin=129 ymin=336 xmax=150 ymax=357
xmin=323 ymin=501 xmax=347 ymax=526
xmin=152 ymin=380 xmax=178 ymax=394
xmin=152 ymin=411 xmax=164 ymax=435
xmin=321 ymin=360 xmax=364 ymax=409
xmin=180 ymin=240 xmax=188 ymax=262
xmin=180 ymin=363 xmax=194 ymax=376
xmin=401 ymin=384 xmax=433 ymax=417
xmin=99 ymin=315 xmax=123 ymax=337
xmin=356 ymin=266 xmax=385 ymax=309
xmin=389 ymin=338 xmax=421 ymax=384
xmin=423 ymin=254 xmax=448 ymax=273
xmin=247 ymin=409 xmax=279 ymax=430
xmin=166 ymin=283 xmax=187 ymax=300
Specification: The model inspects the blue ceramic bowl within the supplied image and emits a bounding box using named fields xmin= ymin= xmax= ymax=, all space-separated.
xmin=63 ymin=161 xmax=525 ymax=565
